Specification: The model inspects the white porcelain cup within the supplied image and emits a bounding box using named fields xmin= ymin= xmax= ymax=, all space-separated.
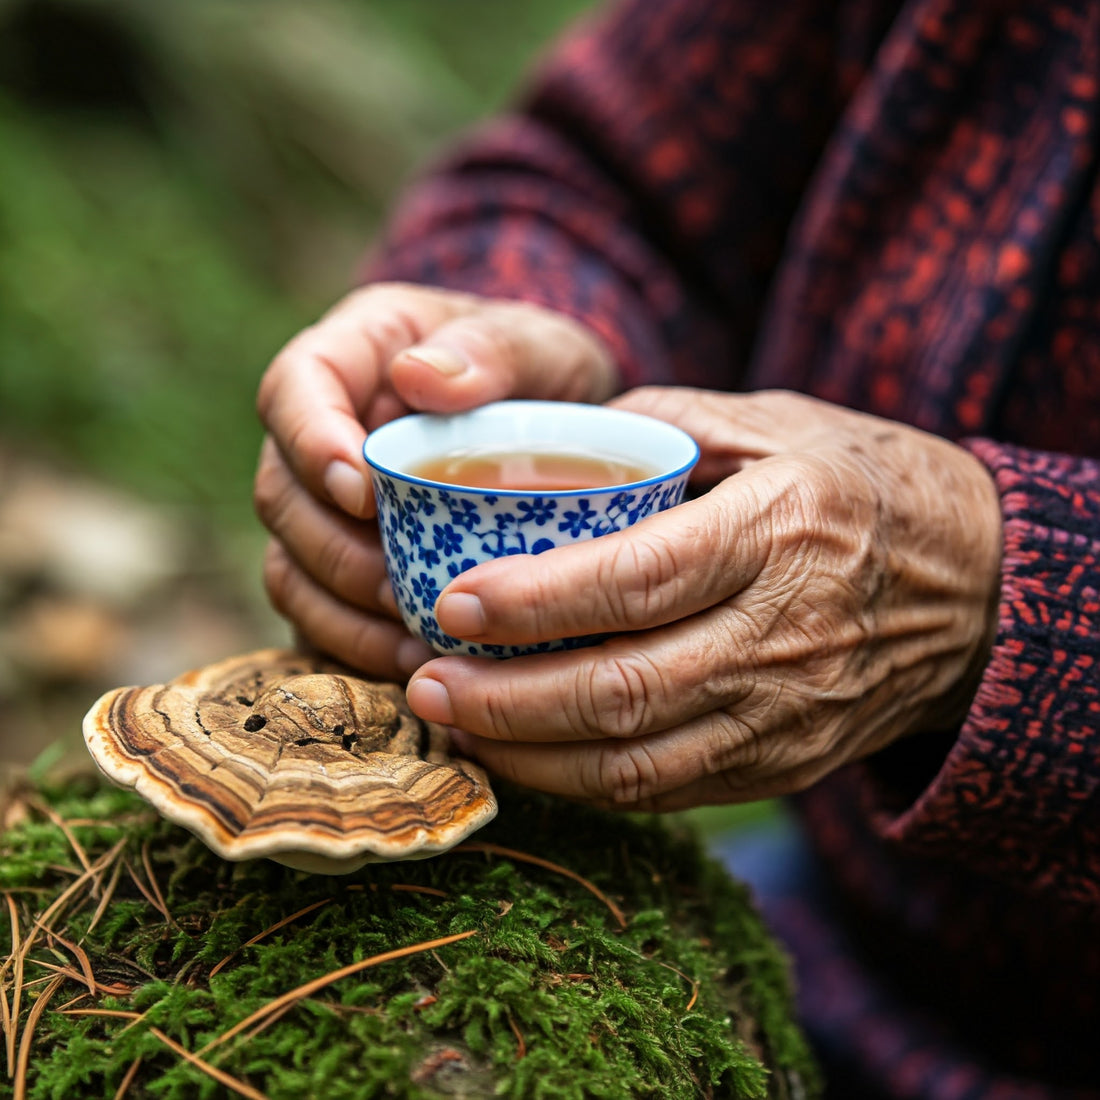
xmin=363 ymin=400 xmax=699 ymax=658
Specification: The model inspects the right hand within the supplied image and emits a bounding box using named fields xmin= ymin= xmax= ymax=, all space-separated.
xmin=254 ymin=282 xmax=619 ymax=680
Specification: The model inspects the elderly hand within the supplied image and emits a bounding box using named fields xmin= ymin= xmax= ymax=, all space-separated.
xmin=253 ymin=283 xmax=618 ymax=681
xmin=404 ymin=387 xmax=1004 ymax=810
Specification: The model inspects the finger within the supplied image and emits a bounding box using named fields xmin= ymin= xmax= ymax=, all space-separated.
xmin=263 ymin=540 xmax=435 ymax=679
xmin=432 ymin=470 xmax=781 ymax=646
xmin=405 ymin=614 xmax=753 ymax=743
xmin=389 ymin=301 xmax=618 ymax=411
xmin=444 ymin=707 xmax=770 ymax=807
xmin=254 ymin=437 xmax=396 ymax=615
xmin=257 ymin=284 xmax=465 ymax=518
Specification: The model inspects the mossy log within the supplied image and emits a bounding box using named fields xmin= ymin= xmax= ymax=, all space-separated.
xmin=0 ymin=776 xmax=820 ymax=1099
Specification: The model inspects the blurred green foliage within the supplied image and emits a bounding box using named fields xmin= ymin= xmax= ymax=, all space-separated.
xmin=0 ymin=0 xmax=594 ymax=524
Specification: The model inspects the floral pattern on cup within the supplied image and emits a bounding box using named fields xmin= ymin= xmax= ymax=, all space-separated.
xmin=373 ymin=475 xmax=692 ymax=658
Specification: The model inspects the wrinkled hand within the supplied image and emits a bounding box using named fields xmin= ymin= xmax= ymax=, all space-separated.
xmin=254 ymin=283 xmax=617 ymax=680
xmin=405 ymin=387 xmax=1003 ymax=810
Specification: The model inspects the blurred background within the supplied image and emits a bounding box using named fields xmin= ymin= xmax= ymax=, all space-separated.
xmin=0 ymin=0 xmax=593 ymax=769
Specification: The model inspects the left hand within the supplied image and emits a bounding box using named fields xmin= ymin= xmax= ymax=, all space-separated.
xmin=404 ymin=387 xmax=1003 ymax=811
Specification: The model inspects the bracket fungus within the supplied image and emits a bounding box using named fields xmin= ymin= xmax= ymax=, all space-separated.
xmin=82 ymin=648 xmax=497 ymax=873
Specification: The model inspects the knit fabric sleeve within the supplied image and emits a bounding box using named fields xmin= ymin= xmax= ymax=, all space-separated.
xmin=362 ymin=0 xmax=898 ymax=391
xmin=862 ymin=441 xmax=1100 ymax=910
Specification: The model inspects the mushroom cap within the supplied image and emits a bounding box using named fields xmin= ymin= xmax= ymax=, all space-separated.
xmin=82 ymin=648 xmax=496 ymax=873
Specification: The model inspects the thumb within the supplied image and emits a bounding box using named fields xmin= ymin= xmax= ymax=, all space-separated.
xmin=389 ymin=301 xmax=618 ymax=411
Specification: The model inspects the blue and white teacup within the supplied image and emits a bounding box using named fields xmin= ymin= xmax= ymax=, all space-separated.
xmin=363 ymin=400 xmax=699 ymax=658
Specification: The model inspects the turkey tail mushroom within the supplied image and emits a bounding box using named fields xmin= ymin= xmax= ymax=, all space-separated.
xmin=82 ymin=648 xmax=497 ymax=873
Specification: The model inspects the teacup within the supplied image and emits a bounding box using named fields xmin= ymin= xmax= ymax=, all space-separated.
xmin=363 ymin=400 xmax=699 ymax=658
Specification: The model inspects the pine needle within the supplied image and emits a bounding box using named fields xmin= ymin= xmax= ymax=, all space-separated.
xmin=198 ymin=929 xmax=479 ymax=1057
xmin=85 ymin=858 xmax=123 ymax=938
xmin=140 ymin=840 xmax=176 ymax=928
xmin=111 ymin=1056 xmax=142 ymax=1100
xmin=151 ymin=1028 xmax=272 ymax=1100
xmin=57 ymin=1009 xmax=144 ymax=1022
xmin=0 ymin=980 xmax=11 ymax=1079
xmin=13 ymin=974 xmax=63 ymax=1100
xmin=455 ymin=842 xmax=628 ymax=929
xmin=26 ymin=797 xmax=94 ymax=884
xmin=12 ymin=978 xmax=51 ymax=992
xmin=390 ymin=884 xmax=448 ymax=899
xmin=25 ymin=839 xmax=126 ymax=949
xmin=3 ymin=893 xmax=20 ymax=1075
xmin=4 ymin=895 xmax=19 ymax=967
xmin=124 ymin=860 xmax=169 ymax=924
xmin=209 ymin=898 xmax=332 ymax=979
xmin=27 ymin=960 xmax=131 ymax=998
xmin=7 ymin=913 xmax=25 ymax=1080
xmin=236 ymin=1001 xmax=297 ymax=1047
xmin=42 ymin=928 xmax=95 ymax=997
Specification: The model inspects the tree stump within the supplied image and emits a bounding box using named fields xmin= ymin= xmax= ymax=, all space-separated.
xmin=0 ymin=776 xmax=820 ymax=1099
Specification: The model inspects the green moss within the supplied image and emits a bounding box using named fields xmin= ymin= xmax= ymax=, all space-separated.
xmin=0 ymin=776 xmax=819 ymax=1099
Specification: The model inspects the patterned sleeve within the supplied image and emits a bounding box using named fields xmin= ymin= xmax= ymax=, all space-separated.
xmin=864 ymin=441 xmax=1100 ymax=908
xmin=363 ymin=0 xmax=901 ymax=390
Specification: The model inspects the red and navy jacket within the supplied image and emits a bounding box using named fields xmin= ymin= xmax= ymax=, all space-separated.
xmin=365 ymin=2 xmax=1100 ymax=1096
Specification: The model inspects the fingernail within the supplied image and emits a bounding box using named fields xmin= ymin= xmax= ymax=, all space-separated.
xmin=436 ymin=592 xmax=485 ymax=638
xmin=406 ymin=677 xmax=454 ymax=724
xmin=396 ymin=636 xmax=435 ymax=676
xmin=404 ymin=344 xmax=468 ymax=376
xmin=324 ymin=460 xmax=367 ymax=516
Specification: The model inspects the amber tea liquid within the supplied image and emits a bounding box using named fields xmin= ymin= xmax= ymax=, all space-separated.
xmin=409 ymin=446 xmax=656 ymax=491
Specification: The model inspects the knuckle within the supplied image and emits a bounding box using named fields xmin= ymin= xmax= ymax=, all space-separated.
xmin=581 ymin=653 xmax=660 ymax=738
xmin=512 ymin=567 xmax=568 ymax=641
xmin=371 ymin=311 xmax=419 ymax=357
xmin=592 ymin=742 xmax=662 ymax=805
xmin=347 ymin=296 xmax=422 ymax=361
xmin=709 ymin=710 xmax=765 ymax=772
xmin=597 ymin=532 xmax=682 ymax=627
xmin=479 ymin=680 xmax=528 ymax=743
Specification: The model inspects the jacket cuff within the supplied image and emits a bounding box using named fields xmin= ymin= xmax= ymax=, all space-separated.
xmin=857 ymin=439 xmax=1100 ymax=902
